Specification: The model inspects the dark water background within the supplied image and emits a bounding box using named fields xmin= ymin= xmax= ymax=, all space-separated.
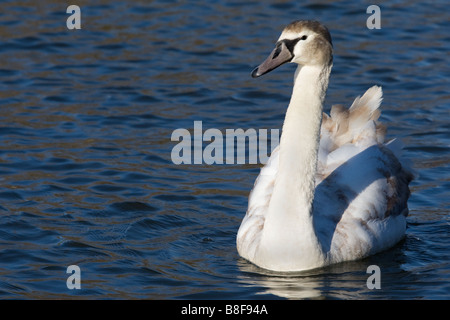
xmin=0 ymin=0 xmax=448 ymax=299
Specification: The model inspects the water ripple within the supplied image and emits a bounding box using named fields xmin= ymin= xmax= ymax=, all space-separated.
xmin=0 ymin=0 xmax=448 ymax=299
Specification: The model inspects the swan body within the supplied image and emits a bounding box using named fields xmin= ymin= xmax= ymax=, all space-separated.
xmin=237 ymin=20 xmax=413 ymax=272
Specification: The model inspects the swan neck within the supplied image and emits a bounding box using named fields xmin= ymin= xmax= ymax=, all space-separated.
xmin=274 ymin=64 xmax=331 ymax=216
xmin=259 ymin=64 xmax=331 ymax=270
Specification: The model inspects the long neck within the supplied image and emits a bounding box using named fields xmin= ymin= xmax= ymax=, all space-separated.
xmin=276 ymin=64 xmax=330 ymax=215
xmin=259 ymin=63 xmax=331 ymax=270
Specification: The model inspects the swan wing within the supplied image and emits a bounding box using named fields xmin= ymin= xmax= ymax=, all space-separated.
xmin=237 ymin=145 xmax=279 ymax=260
xmin=315 ymin=86 xmax=413 ymax=263
xmin=319 ymin=85 xmax=386 ymax=178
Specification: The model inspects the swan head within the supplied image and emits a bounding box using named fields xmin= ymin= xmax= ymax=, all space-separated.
xmin=252 ymin=20 xmax=333 ymax=78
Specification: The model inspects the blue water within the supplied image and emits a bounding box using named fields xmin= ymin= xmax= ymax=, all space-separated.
xmin=0 ymin=0 xmax=449 ymax=299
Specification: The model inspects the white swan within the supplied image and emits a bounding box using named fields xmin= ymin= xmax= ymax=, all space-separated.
xmin=237 ymin=20 xmax=413 ymax=272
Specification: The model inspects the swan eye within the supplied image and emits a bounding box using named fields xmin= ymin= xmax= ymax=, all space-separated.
xmin=300 ymin=35 xmax=308 ymax=40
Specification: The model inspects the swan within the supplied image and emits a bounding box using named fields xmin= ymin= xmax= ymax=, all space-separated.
xmin=236 ymin=20 xmax=413 ymax=272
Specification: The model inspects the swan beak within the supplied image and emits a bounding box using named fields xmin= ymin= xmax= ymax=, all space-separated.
xmin=251 ymin=41 xmax=293 ymax=78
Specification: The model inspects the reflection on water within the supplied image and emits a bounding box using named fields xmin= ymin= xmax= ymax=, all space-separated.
xmin=0 ymin=0 xmax=449 ymax=299
xmin=238 ymin=260 xmax=325 ymax=299
xmin=237 ymin=249 xmax=393 ymax=300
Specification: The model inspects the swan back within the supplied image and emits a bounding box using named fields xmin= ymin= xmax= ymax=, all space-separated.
xmin=319 ymin=86 xmax=386 ymax=178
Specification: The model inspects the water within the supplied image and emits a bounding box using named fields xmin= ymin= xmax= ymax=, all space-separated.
xmin=0 ymin=0 xmax=448 ymax=299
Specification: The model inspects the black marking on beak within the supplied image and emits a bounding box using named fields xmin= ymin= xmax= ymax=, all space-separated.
xmin=251 ymin=37 xmax=303 ymax=78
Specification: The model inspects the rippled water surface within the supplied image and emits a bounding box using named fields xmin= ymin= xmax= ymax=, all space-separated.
xmin=0 ymin=1 xmax=449 ymax=299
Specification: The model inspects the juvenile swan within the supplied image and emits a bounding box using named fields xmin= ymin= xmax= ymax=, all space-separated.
xmin=236 ymin=20 xmax=413 ymax=272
